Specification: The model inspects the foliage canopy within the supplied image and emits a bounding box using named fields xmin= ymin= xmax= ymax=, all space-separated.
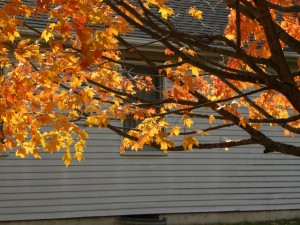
xmin=0 ymin=0 xmax=300 ymax=165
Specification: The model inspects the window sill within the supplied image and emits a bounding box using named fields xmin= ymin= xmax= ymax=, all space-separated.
xmin=0 ymin=152 xmax=9 ymax=157
xmin=121 ymin=150 xmax=168 ymax=157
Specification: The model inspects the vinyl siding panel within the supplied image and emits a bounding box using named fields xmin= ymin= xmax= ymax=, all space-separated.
xmin=1 ymin=122 xmax=300 ymax=221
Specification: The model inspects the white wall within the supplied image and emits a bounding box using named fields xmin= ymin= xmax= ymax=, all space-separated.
xmin=0 ymin=121 xmax=300 ymax=221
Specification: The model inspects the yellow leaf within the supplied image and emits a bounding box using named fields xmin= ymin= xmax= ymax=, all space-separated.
xmin=69 ymin=111 xmax=79 ymax=119
xmin=62 ymin=153 xmax=72 ymax=167
xmin=143 ymin=2 xmax=150 ymax=10
xmin=69 ymin=75 xmax=82 ymax=88
xmin=170 ymin=126 xmax=180 ymax=137
xmin=149 ymin=127 xmax=159 ymax=136
xmin=86 ymin=116 xmax=98 ymax=127
xmin=74 ymin=139 xmax=85 ymax=152
xmin=183 ymin=136 xmax=198 ymax=150
xmin=98 ymin=114 xmax=108 ymax=127
xmin=225 ymin=34 xmax=235 ymax=40
xmin=160 ymin=141 xmax=168 ymax=151
xmin=159 ymin=7 xmax=174 ymax=19
xmin=191 ymin=66 xmax=200 ymax=76
xmin=184 ymin=117 xmax=194 ymax=128
xmin=8 ymin=31 xmax=20 ymax=42
xmin=209 ymin=115 xmax=215 ymax=125
xmin=74 ymin=151 xmax=84 ymax=161
xmin=41 ymin=28 xmax=54 ymax=42
xmin=114 ymin=98 xmax=123 ymax=106
xmin=188 ymin=7 xmax=203 ymax=20
xmin=187 ymin=49 xmax=197 ymax=57
xmin=79 ymin=131 xmax=89 ymax=139
xmin=239 ymin=116 xmax=249 ymax=127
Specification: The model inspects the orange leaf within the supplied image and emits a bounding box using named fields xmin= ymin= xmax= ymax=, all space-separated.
xmin=5 ymin=138 xmax=14 ymax=150
xmin=165 ymin=48 xmax=174 ymax=55
xmin=209 ymin=115 xmax=215 ymax=125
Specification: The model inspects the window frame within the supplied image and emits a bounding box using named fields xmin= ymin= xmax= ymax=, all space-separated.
xmin=120 ymin=65 xmax=168 ymax=156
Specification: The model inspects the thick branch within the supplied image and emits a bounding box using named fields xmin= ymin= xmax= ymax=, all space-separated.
xmin=168 ymin=138 xmax=256 ymax=151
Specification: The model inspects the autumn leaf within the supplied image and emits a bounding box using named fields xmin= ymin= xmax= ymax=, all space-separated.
xmin=74 ymin=139 xmax=85 ymax=152
xmin=86 ymin=116 xmax=98 ymax=127
xmin=209 ymin=115 xmax=215 ymax=125
xmin=33 ymin=150 xmax=41 ymax=159
xmin=69 ymin=111 xmax=79 ymax=119
xmin=160 ymin=141 xmax=168 ymax=152
xmin=120 ymin=145 xmax=125 ymax=154
xmin=74 ymin=151 xmax=84 ymax=161
xmin=188 ymin=7 xmax=203 ymax=20
xmin=5 ymin=138 xmax=15 ymax=150
xmin=16 ymin=149 xmax=27 ymax=158
xmin=225 ymin=34 xmax=235 ymax=40
xmin=159 ymin=6 xmax=174 ymax=19
xmin=239 ymin=116 xmax=249 ymax=127
xmin=165 ymin=48 xmax=174 ymax=55
xmin=62 ymin=153 xmax=72 ymax=167
xmin=41 ymin=28 xmax=54 ymax=42
xmin=184 ymin=117 xmax=194 ymax=128
xmin=170 ymin=126 xmax=180 ymax=137
xmin=183 ymin=136 xmax=198 ymax=150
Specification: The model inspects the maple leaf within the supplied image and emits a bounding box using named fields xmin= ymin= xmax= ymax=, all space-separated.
xmin=183 ymin=136 xmax=198 ymax=150
xmin=239 ymin=116 xmax=249 ymax=127
xmin=225 ymin=34 xmax=235 ymax=40
xmin=5 ymin=138 xmax=15 ymax=150
xmin=62 ymin=153 xmax=72 ymax=167
xmin=86 ymin=116 xmax=98 ymax=127
xmin=74 ymin=151 xmax=84 ymax=161
xmin=165 ymin=48 xmax=174 ymax=55
xmin=16 ymin=149 xmax=27 ymax=158
xmin=120 ymin=145 xmax=125 ymax=154
xmin=158 ymin=6 xmax=174 ymax=19
xmin=33 ymin=150 xmax=41 ymax=159
xmin=170 ymin=126 xmax=180 ymax=137
xmin=69 ymin=111 xmax=79 ymax=119
xmin=184 ymin=117 xmax=194 ymax=128
xmin=189 ymin=7 xmax=203 ymax=20
xmin=74 ymin=139 xmax=85 ymax=152
xmin=41 ymin=28 xmax=54 ymax=42
xmin=208 ymin=115 xmax=215 ymax=125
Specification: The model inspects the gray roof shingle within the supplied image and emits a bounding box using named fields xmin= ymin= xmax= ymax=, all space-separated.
xmin=10 ymin=0 xmax=229 ymax=39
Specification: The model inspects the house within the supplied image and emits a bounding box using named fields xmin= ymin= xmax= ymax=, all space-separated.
xmin=1 ymin=1 xmax=300 ymax=225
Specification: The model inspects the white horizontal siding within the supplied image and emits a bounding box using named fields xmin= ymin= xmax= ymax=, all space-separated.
xmin=1 ymin=121 xmax=300 ymax=221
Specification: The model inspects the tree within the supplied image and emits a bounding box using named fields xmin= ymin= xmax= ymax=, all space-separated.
xmin=0 ymin=0 xmax=300 ymax=165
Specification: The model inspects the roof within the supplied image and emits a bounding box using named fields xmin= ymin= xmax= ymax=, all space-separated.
xmin=14 ymin=0 xmax=229 ymax=39
xmin=166 ymin=0 xmax=228 ymax=36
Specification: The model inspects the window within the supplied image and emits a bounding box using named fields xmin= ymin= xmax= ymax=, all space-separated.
xmin=122 ymin=68 xmax=166 ymax=154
